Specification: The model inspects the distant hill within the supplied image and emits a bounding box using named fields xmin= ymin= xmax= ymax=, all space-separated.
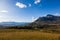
xmin=0 ymin=22 xmax=29 ymax=27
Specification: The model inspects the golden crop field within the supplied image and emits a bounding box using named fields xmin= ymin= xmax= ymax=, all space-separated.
xmin=0 ymin=29 xmax=60 ymax=40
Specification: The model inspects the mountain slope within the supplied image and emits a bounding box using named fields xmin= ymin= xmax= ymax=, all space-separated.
xmin=33 ymin=14 xmax=60 ymax=25
xmin=28 ymin=14 xmax=60 ymax=30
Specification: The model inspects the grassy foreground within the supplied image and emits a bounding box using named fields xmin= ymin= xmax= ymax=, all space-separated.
xmin=0 ymin=29 xmax=60 ymax=40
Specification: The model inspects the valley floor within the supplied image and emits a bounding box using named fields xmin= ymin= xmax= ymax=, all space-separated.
xmin=0 ymin=29 xmax=60 ymax=40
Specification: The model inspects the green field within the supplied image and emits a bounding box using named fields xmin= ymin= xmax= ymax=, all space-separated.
xmin=0 ymin=29 xmax=60 ymax=40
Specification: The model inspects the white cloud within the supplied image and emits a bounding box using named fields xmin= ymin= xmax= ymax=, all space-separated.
xmin=29 ymin=4 xmax=31 ymax=7
xmin=16 ymin=2 xmax=27 ymax=8
xmin=34 ymin=0 xmax=41 ymax=4
xmin=0 ymin=10 xmax=8 ymax=13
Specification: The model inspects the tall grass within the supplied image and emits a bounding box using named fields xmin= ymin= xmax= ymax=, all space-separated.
xmin=0 ymin=29 xmax=60 ymax=40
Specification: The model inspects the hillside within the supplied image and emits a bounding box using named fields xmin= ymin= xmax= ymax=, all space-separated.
xmin=28 ymin=14 xmax=60 ymax=30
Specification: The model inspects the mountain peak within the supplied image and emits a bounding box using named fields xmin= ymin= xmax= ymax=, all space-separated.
xmin=46 ymin=14 xmax=54 ymax=17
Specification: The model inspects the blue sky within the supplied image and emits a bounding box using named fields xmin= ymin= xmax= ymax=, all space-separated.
xmin=0 ymin=0 xmax=60 ymax=22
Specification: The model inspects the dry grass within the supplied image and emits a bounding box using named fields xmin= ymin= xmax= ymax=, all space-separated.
xmin=0 ymin=29 xmax=60 ymax=40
